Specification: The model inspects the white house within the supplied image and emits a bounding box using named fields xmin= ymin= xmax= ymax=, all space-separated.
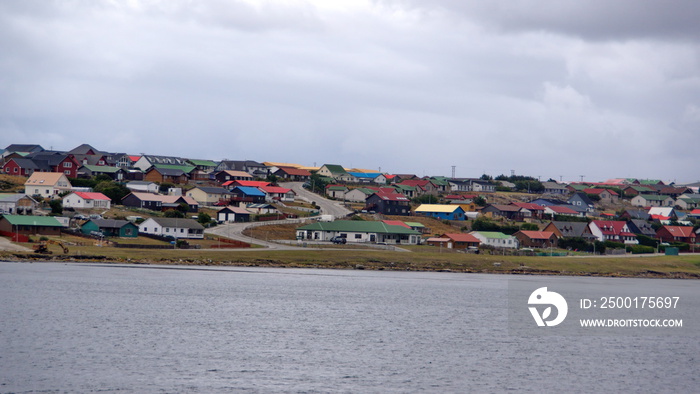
xmin=138 ymin=217 xmax=204 ymax=239
xmin=62 ymin=192 xmax=111 ymax=210
xmin=24 ymin=172 xmax=73 ymax=199
xmin=469 ymin=231 xmax=519 ymax=249
xmin=631 ymin=194 xmax=675 ymax=207
xmin=126 ymin=181 xmax=159 ymax=194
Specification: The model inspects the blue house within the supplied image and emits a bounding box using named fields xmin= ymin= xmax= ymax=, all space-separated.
xmin=229 ymin=186 xmax=266 ymax=204
xmin=414 ymin=204 xmax=467 ymax=221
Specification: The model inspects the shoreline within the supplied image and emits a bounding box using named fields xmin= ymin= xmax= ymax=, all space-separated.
xmin=3 ymin=252 xmax=700 ymax=280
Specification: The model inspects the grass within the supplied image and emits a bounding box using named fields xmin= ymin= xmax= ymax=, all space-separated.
xmin=3 ymin=234 xmax=700 ymax=279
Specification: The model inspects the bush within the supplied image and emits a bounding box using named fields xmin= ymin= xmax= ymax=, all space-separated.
xmin=520 ymin=223 xmax=539 ymax=231
xmin=627 ymin=245 xmax=655 ymax=254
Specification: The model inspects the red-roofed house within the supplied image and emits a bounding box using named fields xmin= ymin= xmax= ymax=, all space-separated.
xmin=656 ymin=226 xmax=696 ymax=244
xmin=588 ymin=220 xmax=638 ymax=244
xmin=62 ymin=191 xmax=111 ymax=209
xmin=273 ymin=166 xmax=311 ymax=182
xmin=514 ymin=230 xmax=558 ymax=248
xmin=543 ymin=205 xmax=583 ymax=218
xmin=259 ymin=186 xmax=296 ymax=202
xmin=583 ymin=188 xmax=619 ymax=204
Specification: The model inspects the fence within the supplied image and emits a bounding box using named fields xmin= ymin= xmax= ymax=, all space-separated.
xmin=0 ymin=230 xmax=29 ymax=243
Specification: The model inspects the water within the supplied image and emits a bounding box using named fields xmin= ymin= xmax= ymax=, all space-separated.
xmin=0 ymin=262 xmax=698 ymax=393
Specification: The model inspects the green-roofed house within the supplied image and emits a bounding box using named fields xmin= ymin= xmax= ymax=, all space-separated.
xmin=0 ymin=215 xmax=64 ymax=237
xmin=80 ymin=219 xmax=138 ymax=238
xmin=296 ymin=220 xmax=422 ymax=245
xmin=317 ymin=164 xmax=357 ymax=183
xmin=469 ymin=231 xmax=519 ymax=249
xmin=77 ymin=165 xmax=126 ymax=181
xmin=326 ymin=185 xmax=349 ymax=199
xmin=631 ymin=194 xmax=675 ymax=208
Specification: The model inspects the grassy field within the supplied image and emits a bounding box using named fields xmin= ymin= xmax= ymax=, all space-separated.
xmin=3 ymin=234 xmax=700 ymax=279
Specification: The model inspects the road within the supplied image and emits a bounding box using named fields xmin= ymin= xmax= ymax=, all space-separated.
xmin=204 ymin=182 xmax=353 ymax=249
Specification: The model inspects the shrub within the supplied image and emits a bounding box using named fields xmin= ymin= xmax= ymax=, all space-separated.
xmin=627 ymin=245 xmax=655 ymax=254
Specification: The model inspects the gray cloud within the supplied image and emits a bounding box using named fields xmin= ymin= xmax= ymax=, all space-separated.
xmin=0 ymin=0 xmax=698 ymax=183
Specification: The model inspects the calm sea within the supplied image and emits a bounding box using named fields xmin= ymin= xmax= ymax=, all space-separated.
xmin=0 ymin=262 xmax=697 ymax=393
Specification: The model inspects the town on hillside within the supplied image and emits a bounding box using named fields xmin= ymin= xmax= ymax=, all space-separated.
xmin=1 ymin=143 xmax=699 ymax=254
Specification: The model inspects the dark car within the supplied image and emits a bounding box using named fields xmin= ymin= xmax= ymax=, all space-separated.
xmin=330 ymin=236 xmax=347 ymax=244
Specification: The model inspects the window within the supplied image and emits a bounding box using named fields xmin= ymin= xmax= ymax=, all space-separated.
xmin=355 ymin=234 xmax=362 ymax=239
xmin=63 ymin=162 xmax=72 ymax=168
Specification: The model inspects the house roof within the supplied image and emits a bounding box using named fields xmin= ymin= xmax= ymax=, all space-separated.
xmin=85 ymin=219 xmax=135 ymax=229
xmin=0 ymin=193 xmax=36 ymax=203
xmin=591 ymin=220 xmax=635 ymax=236
xmin=659 ymin=226 xmax=694 ymax=238
xmin=188 ymin=159 xmax=218 ymax=167
xmin=298 ymin=220 xmax=420 ymax=235
xmin=80 ymin=165 xmax=122 ymax=173
xmin=146 ymin=218 xmax=204 ymax=230
xmin=275 ymin=166 xmax=311 ymax=176
xmin=72 ymin=192 xmax=111 ymax=201
xmin=232 ymin=180 xmax=270 ymax=187
xmin=127 ymin=192 xmax=198 ymax=205
xmin=415 ymin=204 xmax=463 ymax=213
xmin=583 ymin=188 xmax=619 ymax=196
xmin=0 ymin=215 xmax=62 ymax=227
xmin=549 ymin=221 xmax=593 ymax=238
xmin=217 ymin=206 xmax=250 ymax=214
xmin=4 ymin=144 xmax=43 ymax=153
xmin=511 ymin=202 xmax=545 ymax=211
xmin=192 ymin=187 xmax=231 ymax=195
xmin=545 ymin=206 xmax=579 ymax=215
xmin=232 ymin=186 xmax=266 ymax=196
xmin=321 ymin=164 xmax=347 ymax=174
xmin=149 ymin=167 xmax=186 ymax=177
xmin=381 ymin=220 xmax=411 ymax=228
xmin=259 ymin=186 xmax=293 ymax=194
xmin=24 ymin=172 xmax=70 ymax=186
xmin=347 ymin=172 xmax=381 ymax=179
xmin=486 ymin=204 xmax=522 ymax=212
xmin=442 ymin=233 xmax=481 ymax=243
xmin=637 ymin=194 xmax=672 ymax=201
xmin=153 ymin=164 xmax=196 ymax=173
xmin=517 ymin=230 xmax=556 ymax=240
xmin=220 ymin=170 xmax=254 ymax=178
xmin=371 ymin=192 xmax=410 ymax=202
xmin=470 ymin=231 xmax=514 ymax=239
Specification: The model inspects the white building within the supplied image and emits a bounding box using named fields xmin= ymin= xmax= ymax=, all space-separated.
xmin=469 ymin=231 xmax=519 ymax=248
xmin=62 ymin=192 xmax=111 ymax=210
xmin=138 ymin=218 xmax=204 ymax=239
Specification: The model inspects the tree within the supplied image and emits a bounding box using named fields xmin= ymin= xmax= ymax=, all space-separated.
xmin=94 ymin=181 xmax=130 ymax=204
xmin=49 ymin=199 xmax=63 ymax=215
xmin=480 ymin=174 xmax=493 ymax=181
xmin=159 ymin=182 xmax=175 ymax=193
xmin=308 ymin=173 xmax=330 ymax=194
xmin=197 ymin=212 xmax=211 ymax=225
xmin=520 ymin=223 xmax=539 ymax=231
xmin=164 ymin=209 xmax=185 ymax=218
xmin=473 ymin=196 xmax=487 ymax=206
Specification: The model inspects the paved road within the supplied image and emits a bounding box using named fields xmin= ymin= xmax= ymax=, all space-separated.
xmin=204 ymin=182 xmax=353 ymax=249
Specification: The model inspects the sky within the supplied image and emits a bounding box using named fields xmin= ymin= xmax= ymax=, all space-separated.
xmin=1 ymin=0 xmax=699 ymax=183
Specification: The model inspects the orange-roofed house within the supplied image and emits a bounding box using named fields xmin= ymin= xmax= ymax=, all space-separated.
xmin=24 ymin=172 xmax=73 ymax=199
xmin=514 ymin=230 xmax=558 ymax=248
xmin=62 ymin=191 xmax=111 ymax=209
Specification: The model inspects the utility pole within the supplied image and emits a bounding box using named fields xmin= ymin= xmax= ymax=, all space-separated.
xmin=580 ymin=175 xmax=585 ymax=183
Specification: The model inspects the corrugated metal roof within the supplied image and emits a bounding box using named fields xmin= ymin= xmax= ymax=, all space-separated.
xmin=415 ymin=204 xmax=462 ymax=213
xmin=298 ymin=220 xmax=420 ymax=235
xmin=1 ymin=215 xmax=63 ymax=226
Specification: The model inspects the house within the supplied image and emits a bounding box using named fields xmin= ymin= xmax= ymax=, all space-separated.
xmin=126 ymin=181 xmax=159 ymax=194
xmin=258 ymin=186 xmax=296 ymax=202
xmin=658 ymin=186 xmax=693 ymax=199
xmin=296 ymin=220 xmax=422 ymax=245
xmin=0 ymin=214 xmax=64 ymax=237
xmin=480 ymin=204 xmax=524 ymax=221
xmin=246 ymin=203 xmax=279 ymax=215
xmin=133 ymin=155 xmax=190 ymax=172
xmin=62 ymin=192 xmax=112 ymax=210
xmin=621 ymin=185 xmax=656 ymax=198
xmin=631 ymin=194 xmax=675 ymax=208
xmin=372 ymin=174 xmax=395 ymax=185
xmin=675 ymin=195 xmax=700 ymax=210
xmin=648 ymin=207 xmax=677 ymax=220
xmin=344 ymin=188 xmax=375 ymax=203
xmin=214 ymin=170 xmax=254 ymax=184
xmin=224 ymin=180 xmax=270 ymax=189
xmin=80 ymin=219 xmax=138 ymax=238
xmin=186 ymin=187 xmax=232 ymax=207
xmin=348 ymin=172 xmax=382 ymax=184
xmin=317 ymin=164 xmax=356 ymax=183
xmin=26 ymin=152 xmax=81 ymax=178
xmin=470 ymin=180 xmax=496 ymax=193
xmin=144 ymin=167 xmax=189 ymax=185
xmin=229 ymin=186 xmax=266 ymax=205
xmin=24 ymin=172 xmax=73 ymax=199
xmin=0 ymin=194 xmax=39 ymax=215
xmin=414 ymin=204 xmax=467 ymax=221
xmin=656 ymin=226 xmax=696 ymax=245
xmin=469 ymin=231 xmax=519 ymax=249
xmin=121 ymin=192 xmax=199 ymax=212
xmin=3 ymin=144 xmax=44 ymax=156
xmin=76 ymin=165 xmax=126 ymax=181
xmin=511 ymin=202 xmax=546 ymax=219
xmin=619 ymin=209 xmax=651 ymax=221
xmin=568 ymin=192 xmax=596 ymax=214
xmin=588 ymin=220 xmax=639 ymax=244
xmin=138 ymin=217 xmax=204 ymax=239
xmin=2 ymin=157 xmax=49 ymax=177
xmin=514 ymin=230 xmax=558 ymax=248
xmin=273 ymin=166 xmax=312 ymax=182
xmin=365 ymin=192 xmax=411 ymax=216
xmin=529 ymin=198 xmax=568 ymax=207
xmin=542 ymin=182 xmax=569 ymax=195
xmin=583 ymin=188 xmax=619 ymax=204
xmin=326 ymin=185 xmax=350 ymax=199
xmin=216 ymin=206 xmax=251 ymax=223
xmin=543 ymin=205 xmax=583 ymax=218
xmin=626 ymin=219 xmax=656 ymax=238
xmin=543 ymin=221 xmax=597 ymax=241
xmin=397 ymin=179 xmax=439 ymax=195
xmin=214 ymin=160 xmax=269 ymax=178
xmin=426 ymin=233 xmax=481 ymax=249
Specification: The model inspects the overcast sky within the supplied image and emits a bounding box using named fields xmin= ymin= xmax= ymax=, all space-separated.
xmin=1 ymin=0 xmax=698 ymax=183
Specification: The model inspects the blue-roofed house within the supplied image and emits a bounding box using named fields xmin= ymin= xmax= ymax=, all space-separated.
xmin=347 ymin=172 xmax=382 ymax=184
xmin=230 ymin=186 xmax=266 ymax=204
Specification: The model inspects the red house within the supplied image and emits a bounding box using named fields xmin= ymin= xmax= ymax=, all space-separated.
xmin=656 ymin=226 xmax=697 ymax=244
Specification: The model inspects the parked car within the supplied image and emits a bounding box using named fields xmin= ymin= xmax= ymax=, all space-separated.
xmin=330 ymin=236 xmax=346 ymax=244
